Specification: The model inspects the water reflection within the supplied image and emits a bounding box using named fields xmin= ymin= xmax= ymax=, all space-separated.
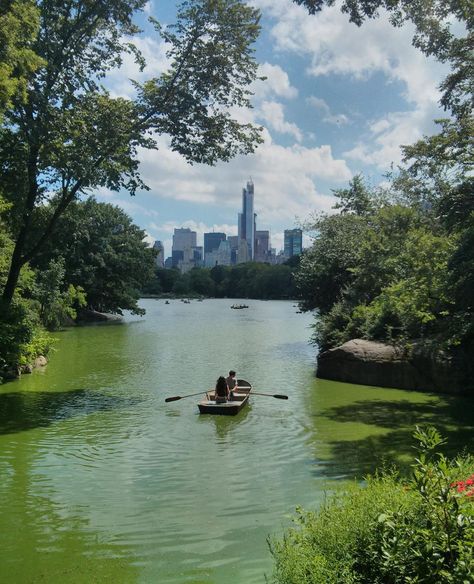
xmin=309 ymin=379 xmax=474 ymax=479
xmin=197 ymin=404 xmax=252 ymax=441
xmin=0 ymin=389 xmax=144 ymax=435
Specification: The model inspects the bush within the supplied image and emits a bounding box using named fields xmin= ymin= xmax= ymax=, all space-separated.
xmin=0 ymin=298 xmax=53 ymax=377
xmin=270 ymin=427 xmax=474 ymax=584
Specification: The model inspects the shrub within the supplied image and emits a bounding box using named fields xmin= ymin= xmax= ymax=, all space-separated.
xmin=270 ymin=427 xmax=474 ymax=584
xmin=0 ymin=298 xmax=53 ymax=377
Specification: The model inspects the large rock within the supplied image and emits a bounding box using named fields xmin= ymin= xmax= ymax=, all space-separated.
xmin=76 ymin=309 xmax=123 ymax=323
xmin=317 ymin=338 xmax=473 ymax=394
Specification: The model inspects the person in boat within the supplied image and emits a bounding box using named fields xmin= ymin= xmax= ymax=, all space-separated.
xmin=214 ymin=376 xmax=229 ymax=403
xmin=226 ymin=370 xmax=238 ymax=399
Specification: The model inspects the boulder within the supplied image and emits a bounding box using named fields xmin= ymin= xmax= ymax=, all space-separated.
xmin=34 ymin=355 xmax=48 ymax=368
xmin=317 ymin=338 xmax=473 ymax=394
xmin=76 ymin=309 xmax=123 ymax=323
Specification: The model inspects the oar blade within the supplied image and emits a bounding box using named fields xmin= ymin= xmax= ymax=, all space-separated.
xmin=165 ymin=396 xmax=181 ymax=402
xmin=274 ymin=394 xmax=288 ymax=399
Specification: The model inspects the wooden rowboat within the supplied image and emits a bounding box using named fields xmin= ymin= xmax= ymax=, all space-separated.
xmin=198 ymin=379 xmax=252 ymax=416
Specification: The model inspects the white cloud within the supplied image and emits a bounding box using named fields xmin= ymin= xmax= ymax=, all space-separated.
xmin=254 ymin=63 xmax=298 ymax=99
xmin=344 ymin=108 xmax=438 ymax=168
xmin=307 ymin=96 xmax=350 ymax=125
xmin=143 ymin=1 xmax=153 ymax=14
xmin=254 ymin=0 xmax=446 ymax=110
xmin=258 ymin=101 xmax=303 ymax=141
xmin=136 ymin=129 xmax=350 ymax=230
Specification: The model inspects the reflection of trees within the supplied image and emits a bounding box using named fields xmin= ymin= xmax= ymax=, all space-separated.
xmin=312 ymin=395 xmax=474 ymax=480
xmin=0 ymin=400 xmax=139 ymax=582
xmin=0 ymin=389 xmax=143 ymax=434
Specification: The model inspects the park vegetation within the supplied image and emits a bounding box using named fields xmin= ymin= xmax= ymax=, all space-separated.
xmin=271 ymin=427 xmax=474 ymax=584
xmin=143 ymin=258 xmax=299 ymax=300
xmin=293 ymin=0 xmax=473 ymax=356
xmin=0 ymin=0 xmax=263 ymax=378
xmin=273 ymin=1 xmax=474 ymax=581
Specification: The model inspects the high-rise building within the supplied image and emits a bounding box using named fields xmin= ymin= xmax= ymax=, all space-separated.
xmin=204 ymin=232 xmax=226 ymax=267
xmin=238 ymin=179 xmax=255 ymax=261
xmin=284 ymin=228 xmax=303 ymax=258
xmin=172 ymin=227 xmax=199 ymax=273
xmin=204 ymin=232 xmax=226 ymax=255
xmin=228 ymin=235 xmax=239 ymax=265
xmin=173 ymin=227 xmax=196 ymax=252
xmin=255 ymin=230 xmax=270 ymax=263
xmin=153 ymin=240 xmax=165 ymax=268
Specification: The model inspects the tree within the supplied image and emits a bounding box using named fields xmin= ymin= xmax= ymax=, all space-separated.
xmin=0 ymin=0 xmax=263 ymax=306
xmin=333 ymin=174 xmax=379 ymax=216
xmin=32 ymin=198 xmax=156 ymax=315
xmin=295 ymin=213 xmax=368 ymax=313
xmin=0 ymin=0 xmax=43 ymax=120
xmin=32 ymin=257 xmax=86 ymax=330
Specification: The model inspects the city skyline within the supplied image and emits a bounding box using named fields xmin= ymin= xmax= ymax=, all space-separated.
xmin=166 ymin=179 xmax=302 ymax=271
xmin=94 ymin=0 xmax=448 ymax=262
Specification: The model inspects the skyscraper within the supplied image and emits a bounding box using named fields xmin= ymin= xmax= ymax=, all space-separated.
xmin=255 ymin=230 xmax=270 ymax=262
xmin=238 ymin=179 xmax=255 ymax=261
xmin=284 ymin=229 xmax=303 ymax=258
xmin=204 ymin=232 xmax=226 ymax=255
xmin=153 ymin=240 xmax=165 ymax=268
xmin=172 ymin=227 xmax=198 ymax=272
xmin=204 ymin=232 xmax=226 ymax=267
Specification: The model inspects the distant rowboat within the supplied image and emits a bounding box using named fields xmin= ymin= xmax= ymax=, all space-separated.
xmin=198 ymin=380 xmax=252 ymax=416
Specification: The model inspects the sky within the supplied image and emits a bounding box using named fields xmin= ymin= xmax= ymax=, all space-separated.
xmin=97 ymin=0 xmax=449 ymax=258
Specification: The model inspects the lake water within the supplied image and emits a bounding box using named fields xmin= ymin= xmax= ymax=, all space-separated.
xmin=1 ymin=299 xmax=474 ymax=583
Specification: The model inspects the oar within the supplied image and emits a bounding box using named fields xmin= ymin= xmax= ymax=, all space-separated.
xmin=165 ymin=391 xmax=209 ymax=403
xmin=251 ymin=392 xmax=288 ymax=400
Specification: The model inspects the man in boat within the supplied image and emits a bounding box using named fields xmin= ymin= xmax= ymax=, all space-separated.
xmin=226 ymin=371 xmax=238 ymax=399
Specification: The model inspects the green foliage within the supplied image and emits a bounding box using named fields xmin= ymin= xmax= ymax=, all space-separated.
xmin=32 ymin=257 xmax=86 ymax=330
xmin=295 ymin=212 xmax=368 ymax=314
xmin=0 ymin=298 xmax=53 ymax=376
xmin=296 ymin=176 xmax=472 ymax=350
xmin=333 ymin=174 xmax=381 ymax=216
xmin=271 ymin=427 xmax=474 ymax=584
xmin=0 ymin=0 xmax=43 ymax=119
xmin=32 ymin=198 xmax=155 ymax=315
xmin=143 ymin=262 xmax=298 ymax=300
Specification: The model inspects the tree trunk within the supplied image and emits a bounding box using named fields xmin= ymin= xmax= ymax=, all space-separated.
xmin=2 ymin=224 xmax=29 ymax=306
xmin=2 ymin=145 xmax=39 ymax=307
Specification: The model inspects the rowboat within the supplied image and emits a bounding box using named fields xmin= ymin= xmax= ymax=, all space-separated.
xmin=198 ymin=379 xmax=252 ymax=416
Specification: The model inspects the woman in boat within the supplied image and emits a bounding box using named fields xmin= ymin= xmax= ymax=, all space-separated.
xmin=215 ymin=376 xmax=229 ymax=403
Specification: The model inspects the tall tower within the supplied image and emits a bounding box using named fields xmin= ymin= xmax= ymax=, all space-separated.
xmin=153 ymin=240 xmax=165 ymax=268
xmin=284 ymin=228 xmax=303 ymax=258
xmin=238 ymin=179 xmax=255 ymax=261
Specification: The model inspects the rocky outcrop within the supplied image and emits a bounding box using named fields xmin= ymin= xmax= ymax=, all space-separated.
xmin=2 ymin=354 xmax=48 ymax=381
xmin=317 ymin=339 xmax=473 ymax=395
xmin=76 ymin=309 xmax=123 ymax=323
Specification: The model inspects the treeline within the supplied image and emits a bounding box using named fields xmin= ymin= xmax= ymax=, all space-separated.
xmin=295 ymin=174 xmax=473 ymax=354
xmin=0 ymin=197 xmax=156 ymax=377
xmin=143 ymin=257 xmax=300 ymax=300
xmin=291 ymin=0 xmax=473 ymax=360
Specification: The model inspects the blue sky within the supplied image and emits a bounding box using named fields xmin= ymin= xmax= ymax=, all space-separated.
xmin=98 ymin=0 xmax=448 ymax=257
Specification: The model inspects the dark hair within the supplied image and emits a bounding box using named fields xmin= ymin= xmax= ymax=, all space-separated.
xmin=215 ymin=376 xmax=228 ymax=397
xmin=229 ymin=370 xmax=236 ymax=376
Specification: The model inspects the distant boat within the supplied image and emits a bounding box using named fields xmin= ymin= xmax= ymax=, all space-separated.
xmin=198 ymin=380 xmax=252 ymax=416
xmin=165 ymin=300 xmax=170 ymax=304
xmin=230 ymin=304 xmax=249 ymax=309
